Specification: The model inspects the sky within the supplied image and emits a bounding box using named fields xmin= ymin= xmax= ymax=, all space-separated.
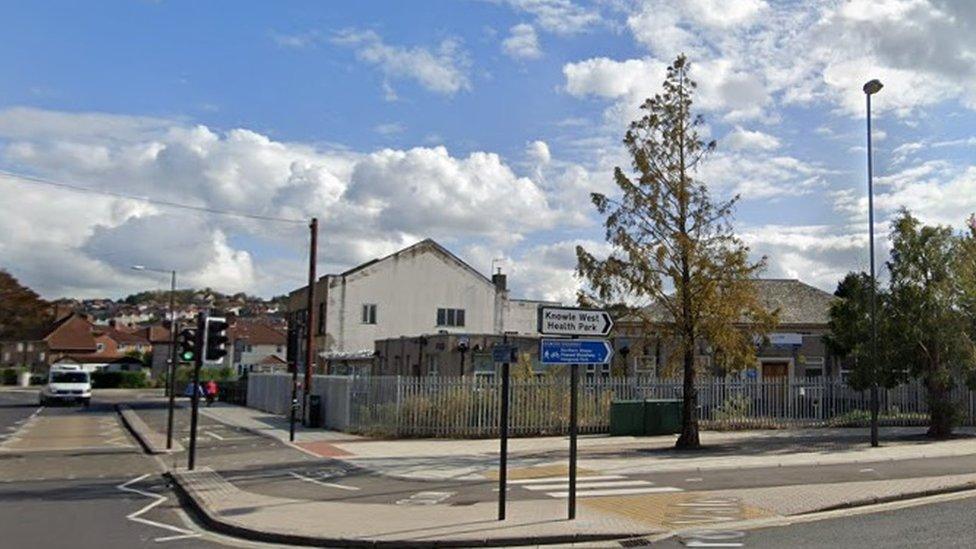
xmin=2 ymin=0 xmax=976 ymax=302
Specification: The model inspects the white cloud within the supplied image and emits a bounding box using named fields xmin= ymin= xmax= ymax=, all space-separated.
xmin=0 ymin=107 xmax=571 ymax=298
xmin=502 ymin=0 xmax=601 ymax=35
xmin=332 ymin=29 xmax=471 ymax=96
xmin=741 ymin=224 xmax=868 ymax=291
xmin=502 ymin=23 xmax=542 ymax=60
xmin=373 ymin=122 xmax=405 ymax=136
xmin=525 ymin=140 xmax=550 ymax=165
xmin=724 ymin=127 xmax=781 ymax=151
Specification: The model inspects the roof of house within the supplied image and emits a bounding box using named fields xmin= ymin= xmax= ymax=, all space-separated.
xmin=230 ymin=320 xmax=286 ymax=346
xmin=43 ymin=314 xmax=97 ymax=352
xmin=97 ymin=326 xmax=150 ymax=346
xmin=331 ymin=238 xmax=494 ymax=286
xmin=53 ymin=353 xmax=144 ymax=365
xmin=257 ymin=354 xmax=286 ymax=365
xmin=624 ymin=279 xmax=836 ymax=327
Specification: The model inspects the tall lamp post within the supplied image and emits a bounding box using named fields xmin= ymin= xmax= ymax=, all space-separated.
xmin=863 ymin=78 xmax=883 ymax=448
xmin=131 ymin=264 xmax=179 ymax=450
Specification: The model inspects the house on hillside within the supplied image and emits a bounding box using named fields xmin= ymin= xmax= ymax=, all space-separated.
xmin=613 ymin=279 xmax=840 ymax=380
xmin=0 ymin=313 xmax=147 ymax=374
xmin=285 ymin=239 xmax=559 ymax=375
xmin=225 ymin=319 xmax=286 ymax=376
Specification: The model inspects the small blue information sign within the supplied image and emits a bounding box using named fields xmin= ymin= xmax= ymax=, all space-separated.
xmin=540 ymin=339 xmax=613 ymax=365
xmin=492 ymin=344 xmax=514 ymax=363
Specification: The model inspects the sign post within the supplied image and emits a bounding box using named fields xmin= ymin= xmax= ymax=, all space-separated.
xmin=538 ymin=306 xmax=613 ymax=521
xmin=493 ymin=338 xmax=515 ymax=521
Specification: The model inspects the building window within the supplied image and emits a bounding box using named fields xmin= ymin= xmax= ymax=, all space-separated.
xmin=16 ymin=343 xmax=23 ymax=352
xmin=96 ymin=342 xmax=105 ymax=353
xmin=362 ymin=304 xmax=377 ymax=325
xmin=436 ymin=308 xmax=465 ymax=327
xmin=802 ymin=357 xmax=825 ymax=378
xmin=317 ymin=302 xmax=325 ymax=335
xmin=38 ymin=352 xmax=45 ymax=361
xmin=427 ymin=355 xmax=439 ymax=376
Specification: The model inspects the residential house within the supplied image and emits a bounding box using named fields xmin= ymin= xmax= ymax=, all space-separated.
xmin=225 ymin=319 xmax=287 ymax=376
xmin=286 ymin=239 xmax=559 ymax=374
xmin=614 ymin=279 xmax=839 ymax=380
xmin=0 ymin=313 xmax=147 ymax=374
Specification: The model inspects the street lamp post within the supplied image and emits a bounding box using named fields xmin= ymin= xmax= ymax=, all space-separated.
xmin=132 ymin=265 xmax=179 ymax=450
xmin=863 ymin=78 xmax=883 ymax=448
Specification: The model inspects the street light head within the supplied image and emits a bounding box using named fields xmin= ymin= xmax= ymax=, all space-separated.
xmin=863 ymin=79 xmax=883 ymax=95
xmin=130 ymin=265 xmax=146 ymax=271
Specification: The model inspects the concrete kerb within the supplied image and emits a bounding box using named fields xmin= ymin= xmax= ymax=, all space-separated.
xmin=115 ymin=403 xmax=181 ymax=455
xmin=166 ymin=471 xmax=643 ymax=549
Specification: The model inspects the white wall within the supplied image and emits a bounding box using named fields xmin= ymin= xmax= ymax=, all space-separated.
xmin=323 ymin=248 xmax=499 ymax=353
xmin=502 ymin=300 xmax=554 ymax=335
xmin=236 ymin=343 xmax=284 ymax=373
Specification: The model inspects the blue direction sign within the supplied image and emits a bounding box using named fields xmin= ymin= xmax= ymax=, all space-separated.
xmin=540 ymin=339 xmax=613 ymax=365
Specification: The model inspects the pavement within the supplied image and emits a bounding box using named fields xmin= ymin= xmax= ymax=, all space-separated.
xmin=113 ymin=395 xmax=976 ymax=547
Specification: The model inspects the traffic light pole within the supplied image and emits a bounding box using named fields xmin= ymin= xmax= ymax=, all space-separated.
xmin=188 ymin=311 xmax=207 ymax=471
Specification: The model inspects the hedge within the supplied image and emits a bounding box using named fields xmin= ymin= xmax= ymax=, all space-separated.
xmin=91 ymin=370 xmax=149 ymax=389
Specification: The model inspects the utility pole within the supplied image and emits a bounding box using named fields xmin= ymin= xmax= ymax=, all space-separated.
xmin=498 ymin=332 xmax=510 ymax=521
xmin=303 ymin=218 xmax=318 ymax=424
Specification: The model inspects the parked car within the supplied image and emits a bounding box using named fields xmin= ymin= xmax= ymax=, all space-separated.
xmin=40 ymin=364 xmax=92 ymax=406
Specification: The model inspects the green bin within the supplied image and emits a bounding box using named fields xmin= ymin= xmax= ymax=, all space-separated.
xmin=610 ymin=400 xmax=646 ymax=436
xmin=643 ymin=399 xmax=681 ymax=435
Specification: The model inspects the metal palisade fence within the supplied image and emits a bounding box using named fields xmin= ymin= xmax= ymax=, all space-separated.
xmin=247 ymin=374 xmax=976 ymax=438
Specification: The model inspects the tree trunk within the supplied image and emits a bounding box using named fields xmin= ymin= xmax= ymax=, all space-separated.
xmin=925 ymin=369 xmax=954 ymax=439
xmin=676 ymin=337 xmax=700 ymax=448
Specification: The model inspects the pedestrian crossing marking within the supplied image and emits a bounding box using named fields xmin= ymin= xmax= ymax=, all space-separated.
xmin=509 ymin=474 xmax=624 ymax=485
xmin=523 ymin=479 xmax=653 ymax=491
xmin=546 ymin=486 xmax=683 ymax=498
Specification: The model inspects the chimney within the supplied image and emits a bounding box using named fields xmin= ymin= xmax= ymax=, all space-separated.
xmin=492 ymin=269 xmax=507 ymax=293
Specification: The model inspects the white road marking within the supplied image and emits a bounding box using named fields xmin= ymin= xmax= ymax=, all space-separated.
xmin=116 ymin=474 xmax=201 ymax=543
xmin=685 ymin=478 xmax=704 ymax=482
xmin=523 ymin=480 xmax=653 ymax=491
xmin=859 ymin=468 xmax=875 ymax=473
xmin=205 ymin=431 xmax=225 ymax=441
xmin=546 ymin=486 xmax=683 ymax=498
xmin=395 ymin=491 xmax=454 ymax=505
xmin=508 ymin=475 xmax=624 ymax=485
xmin=288 ymin=472 xmax=360 ymax=491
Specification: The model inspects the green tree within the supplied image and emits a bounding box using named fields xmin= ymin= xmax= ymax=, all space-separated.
xmin=823 ymin=272 xmax=903 ymax=391
xmin=0 ymin=270 xmax=50 ymax=340
xmin=886 ymin=210 xmax=976 ymax=438
xmin=576 ymin=55 xmax=776 ymax=449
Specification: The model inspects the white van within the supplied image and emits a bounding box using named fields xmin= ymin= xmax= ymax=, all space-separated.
xmin=40 ymin=365 xmax=92 ymax=406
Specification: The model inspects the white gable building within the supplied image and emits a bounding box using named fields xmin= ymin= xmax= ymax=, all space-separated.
xmin=286 ymin=239 xmax=558 ymax=371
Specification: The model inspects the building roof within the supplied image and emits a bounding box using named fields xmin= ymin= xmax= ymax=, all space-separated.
xmin=256 ymin=354 xmax=286 ymax=365
xmin=43 ymin=314 xmax=97 ymax=352
xmin=624 ymin=279 xmax=836 ymax=327
xmin=53 ymin=353 xmax=144 ymax=365
xmin=332 ymin=238 xmax=494 ymax=286
xmin=230 ymin=320 xmax=286 ymax=346
xmin=97 ymin=326 xmax=150 ymax=346
xmin=752 ymin=279 xmax=836 ymax=325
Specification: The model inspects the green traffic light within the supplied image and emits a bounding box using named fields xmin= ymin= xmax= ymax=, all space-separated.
xmin=181 ymin=351 xmax=194 ymax=361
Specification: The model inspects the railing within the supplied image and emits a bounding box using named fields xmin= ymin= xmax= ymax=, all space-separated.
xmin=246 ymin=374 xmax=976 ymax=438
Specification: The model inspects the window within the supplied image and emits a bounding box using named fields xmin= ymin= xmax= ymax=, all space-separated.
xmin=38 ymin=352 xmax=45 ymax=361
xmin=16 ymin=343 xmax=23 ymax=352
xmin=436 ymin=308 xmax=465 ymax=327
xmin=803 ymin=357 xmax=825 ymax=378
xmin=427 ymin=355 xmax=439 ymax=376
xmin=95 ymin=342 xmax=105 ymax=353
xmin=362 ymin=304 xmax=377 ymax=325
xmin=317 ymin=302 xmax=325 ymax=335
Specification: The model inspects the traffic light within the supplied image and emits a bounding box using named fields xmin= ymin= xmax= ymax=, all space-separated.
xmin=177 ymin=329 xmax=197 ymax=363
xmin=204 ymin=316 xmax=229 ymax=362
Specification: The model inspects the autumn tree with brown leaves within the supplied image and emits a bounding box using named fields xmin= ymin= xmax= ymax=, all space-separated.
xmin=576 ymin=56 xmax=775 ymax=449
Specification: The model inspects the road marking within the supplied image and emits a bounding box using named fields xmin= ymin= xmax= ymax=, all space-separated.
xmin=546 ymin=486 xmax=683 ymax=498
xmin=508 ymin=475 xmax=624 ymax=485
xmin=686 ymin=478 xmax=704 ymax=482
xmin=288 ymin=472 xmax=360 ymax=491
xmin=859 ymin=468 xmax=875 ymax=473
xmin=116 ymin=474 xmax=201 ymax=543
xmin=523 ymin=480 xmax=654 ymax=491
xmin=205 ymin=431 xmax=225 ymax=441
xmin=396 ymin=491 xmax=454 ymax=505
